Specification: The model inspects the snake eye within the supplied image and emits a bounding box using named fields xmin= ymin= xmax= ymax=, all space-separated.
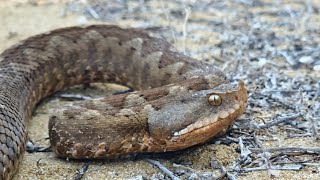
xmin=208 ymin=94 xmax=222 ymax=106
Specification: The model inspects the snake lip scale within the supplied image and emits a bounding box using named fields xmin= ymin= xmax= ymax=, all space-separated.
xmin=0 ymin=25 xmax=247 ymax=179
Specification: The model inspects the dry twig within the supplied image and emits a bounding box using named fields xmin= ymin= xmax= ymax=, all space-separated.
xmin=74 ymin=164 xmax=89 ymax=180
xmin=254 ymin=113 xmax=302 ymax=129
xmin=145 ymin=158 xmax=180 ymax=180
xmin=249 ymin=146 xmax=320 ymax=155
xmin=242 ymin=165 xmax=303 ymax=173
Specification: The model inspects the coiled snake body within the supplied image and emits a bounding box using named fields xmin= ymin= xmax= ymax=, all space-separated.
xmin=0 ymin=25 xmax=247 ymax=179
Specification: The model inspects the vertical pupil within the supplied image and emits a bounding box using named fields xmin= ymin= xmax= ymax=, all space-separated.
xmin=208 ymin=95 xmax=221 ymax=106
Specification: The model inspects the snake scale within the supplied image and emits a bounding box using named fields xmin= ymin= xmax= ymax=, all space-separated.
xmin=0 ymin=25 xmax=247 ymax=179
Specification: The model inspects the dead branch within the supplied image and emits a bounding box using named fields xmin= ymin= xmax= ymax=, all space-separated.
xmin=242 ymin=164 xmax=303 ymax=173
xmin=254 ymin=113 xmax=302 ymax=129
xmin=145 ymin=158 xmax=180 ymax=180
xmin=249 ymin=146 xmax=320 ymax=155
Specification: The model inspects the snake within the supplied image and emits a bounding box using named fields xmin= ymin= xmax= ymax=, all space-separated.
xmin=0 ymin=25 xmax=247 ymax=179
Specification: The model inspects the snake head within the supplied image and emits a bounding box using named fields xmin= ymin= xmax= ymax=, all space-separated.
xmin=146 ymin=80 xmax=247 ymax=152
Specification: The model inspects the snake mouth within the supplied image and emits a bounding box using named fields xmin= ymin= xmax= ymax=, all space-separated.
xmin=172 ymin=103 xmax=240 ymax=137
xmin=167 ymin=81 xmax=247 ymax=150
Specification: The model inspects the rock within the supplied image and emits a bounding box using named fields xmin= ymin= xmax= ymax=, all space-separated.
xmin=299 ymin=56 xmax=315 ymax=64
xmin=313 ymin=64 xmax=320 ymax=71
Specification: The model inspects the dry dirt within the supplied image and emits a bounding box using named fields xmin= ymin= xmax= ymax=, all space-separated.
xmin=0 ymin=0 xmax=319 ymax=179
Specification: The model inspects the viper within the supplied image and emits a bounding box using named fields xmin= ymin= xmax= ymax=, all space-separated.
xmin=0 ymin=25 xmax=247 ymax=179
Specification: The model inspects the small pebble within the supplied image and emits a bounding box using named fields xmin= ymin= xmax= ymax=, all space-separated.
xmin=127 ymin=175 xmax=144 ymax=180
xmin=314 ymin=65 xmax=320 ymax=71
xmin=78 ymin=16 xmax=88 ymax=24
xmin=299 ymin=56 xmax=315 ymax=64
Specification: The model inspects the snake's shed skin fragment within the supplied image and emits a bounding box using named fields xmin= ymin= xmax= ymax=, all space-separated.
xmin=0 ymin=25 xmax=247 ymax=179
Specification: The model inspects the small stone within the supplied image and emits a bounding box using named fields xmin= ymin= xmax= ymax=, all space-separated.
xmin=314 ymin=65 xmax=320 ymax=71
xmin=151 ymin=173 xmax=164 ymax=180
xmin=258 ymin=58 xmax=267 ymax=67
xmin=188 ymin=173 xmax=199 ymax=180
xmin=78 ymin=16 xmax=88 ymax=24
xmin=127 ymin=175 xmax=144 ymax=180
xmin=299 ymin=56 xmax=315 ymax=64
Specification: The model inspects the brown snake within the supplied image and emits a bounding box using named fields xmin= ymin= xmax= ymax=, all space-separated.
xmin=0 ymin=25 xmax=247 ymax=179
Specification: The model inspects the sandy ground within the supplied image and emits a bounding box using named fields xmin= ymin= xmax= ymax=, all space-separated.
xmin=0 ymin=0 xmax=319 ymax=179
